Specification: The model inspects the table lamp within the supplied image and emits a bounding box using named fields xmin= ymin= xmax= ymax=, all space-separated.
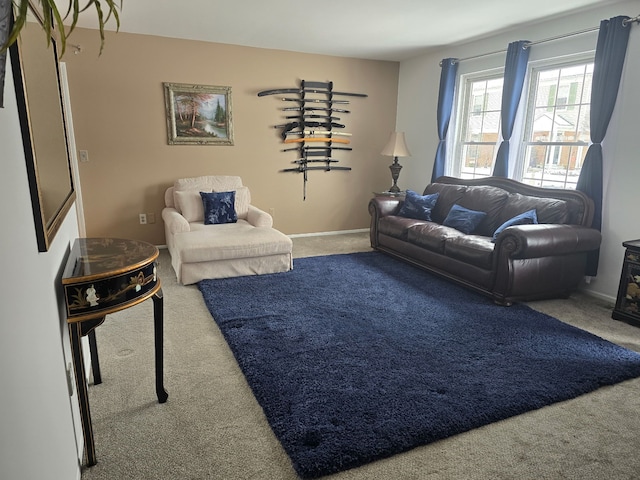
xmin=380 ymin=132 xmax=411 ymax=193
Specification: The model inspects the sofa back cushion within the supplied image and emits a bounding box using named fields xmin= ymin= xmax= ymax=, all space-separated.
xmin=498 ymin=193 xmax=568 ymax=226
xmin=432 ymin=176 xmax=592 ymax=226
xmin=423 ymin=183 xmax=467 ymax=224
xmin=175 ymin=175 xmax=243 ymax=192
xmin=175 ymin=190 xmax=208 ymax=222
xmin=456 ymin=185 xmax=509 ymax=237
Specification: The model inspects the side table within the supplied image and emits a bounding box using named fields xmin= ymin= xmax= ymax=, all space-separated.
xmin=373 ymin=191 xmax=406 ymax=198
xmin=612 ymin=239 xmax=640 ymax=327
xmin=62 ymin=238 xmax=168 ymax=466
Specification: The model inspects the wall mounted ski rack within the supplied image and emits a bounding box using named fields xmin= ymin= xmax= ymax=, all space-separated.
xmin=257 ymin=80 xmax=367 ymax=200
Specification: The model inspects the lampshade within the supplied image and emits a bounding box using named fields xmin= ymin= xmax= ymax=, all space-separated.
xmin=380 ymin=132 xmax=411 ymax=158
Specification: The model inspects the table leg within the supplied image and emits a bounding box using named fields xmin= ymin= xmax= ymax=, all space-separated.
xmin=69 ymin=322 xmax=97 ymax=467
xmin=153 ymin=288 xmax=168 ymax=403
xmin=87 ymin=329 xmax=102 ymax=385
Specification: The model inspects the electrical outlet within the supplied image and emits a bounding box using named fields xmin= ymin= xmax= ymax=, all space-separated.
xmin=139 ymin=213 xmax=147 ymax=224
xmin=147 ymin=213 xmax=156 ymax=224
xmin=79 ymin=150 xmax=89 ymax=162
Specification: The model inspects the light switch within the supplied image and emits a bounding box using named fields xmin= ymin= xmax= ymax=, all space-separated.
xmin=79 ymin=150 xmax=89 ymax=162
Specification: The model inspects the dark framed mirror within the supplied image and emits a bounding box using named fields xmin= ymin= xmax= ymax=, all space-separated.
xmin=9 ymin=3 xmax=75 ymax=252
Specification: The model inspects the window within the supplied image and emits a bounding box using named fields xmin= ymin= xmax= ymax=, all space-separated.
xmin=519 ymin=62 xmax=592 ymax=189
xmin=454 ymin=75 xmax=503 ymax=179
xmin=450 ymin=56 xmax=593 ymax=189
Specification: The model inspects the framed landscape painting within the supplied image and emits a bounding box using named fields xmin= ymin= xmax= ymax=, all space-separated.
xmin=164 ymin=82 xmax=234 ymax=145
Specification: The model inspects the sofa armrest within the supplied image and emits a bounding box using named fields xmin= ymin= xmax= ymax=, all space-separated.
xmin=247 ymin=205 xmax=273 ymax=228
xmin=162 ymin=207 xmax=191 ymax=234
xmin=496 ymin=224 xmax=602 ymax=259
xmin=368 ymin=197 xmax=403 ymax=219
xmin=369 ymin=197 xmax=403 ymax=248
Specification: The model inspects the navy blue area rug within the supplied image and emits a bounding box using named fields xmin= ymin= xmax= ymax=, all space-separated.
xmin=198 ymin=252 xmax=640 ymax=478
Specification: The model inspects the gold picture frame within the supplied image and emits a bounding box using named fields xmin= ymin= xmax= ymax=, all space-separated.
xmin=163 ymin=82 xmax=234 ymax=145
xmin=11 ymin=5 xmax=75 ymax=251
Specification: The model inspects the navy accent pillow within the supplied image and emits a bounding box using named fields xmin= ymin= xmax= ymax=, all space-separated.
xmin=200 ymin=191 xmax=237 ymax=225
xmin=442 ymin=204 xmax=487 ymax=234
xmin=398 ymin=190 xmax=440 ymax=221
xmin=492 ymin=209 xmax=538 ymax=242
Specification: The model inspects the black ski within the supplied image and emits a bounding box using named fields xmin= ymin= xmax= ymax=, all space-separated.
xmin=258 ymin=88 xmax=367 ymax=98
xmin=284 ymin=114 xmax=341 ymax=121
xmin=294 ymin=150 xmax=338 ymax=157
xmin=274 ymin=121 xmax=346 ymax=130
xmin=292 ymin=159 xmax=340 ymax=164
xmin=281 ymin=146 xmax=352 ymax=152
xmin=281 ymin=98 xmax=349 ymax=104
xmin=282 ymin=106 xmax=351 ymax=113
xmin=282 ymin=165 xmax=351 ymax=172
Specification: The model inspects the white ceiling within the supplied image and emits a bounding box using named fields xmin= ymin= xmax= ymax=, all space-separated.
xmin=65 ymin=0 xmax=621 ymax=61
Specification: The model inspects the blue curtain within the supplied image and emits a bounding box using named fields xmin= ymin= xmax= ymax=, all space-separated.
xmin=577 ymin=16 xmax=631 ymax=276
xmin=492 ymin=40 xmax=530 ymax=178
xmin=431 ymin=58 xmax=458 ymax=182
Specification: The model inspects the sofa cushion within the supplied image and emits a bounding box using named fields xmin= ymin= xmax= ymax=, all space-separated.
xmin=442 ymin=204 xmax=487 ymax=234
xmin=407 ymin=223 xmax=464 ymax=253
xmin=215 ymin=185 xmax=250 ymax=220
xmin=175 ymin=190 xmax=209 ymax=222
xmin=444 ymin=235 xmax=495 ymax=270
xmin=398 ymin=190 xmax=439 ymax=221
xmin=175 ymin=223 xmax=292 ymax=263
xmin=175 ymin=175 xmax=243 ymax=192
xmin=423 ymin=183 xmax=467 ymax=224
xmin=379 ymin=216 xmax=429 ymax=241
xmin=498 ymin=193 xmax=568 ymax=225
xmin=492 ymin=209 xmax=538 ymax=242
xmin=457 ymin=185 xmax=510 ymax=236
xmin=201 ymin=191 xmax=238 ymax=225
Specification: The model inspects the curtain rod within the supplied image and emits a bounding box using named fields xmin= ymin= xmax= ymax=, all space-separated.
xmin=441 ymin=14 xmax=639 ymax=66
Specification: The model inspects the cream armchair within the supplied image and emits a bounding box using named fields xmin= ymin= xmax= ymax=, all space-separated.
xmin=162 ymin=175 xmax=293 ymax=285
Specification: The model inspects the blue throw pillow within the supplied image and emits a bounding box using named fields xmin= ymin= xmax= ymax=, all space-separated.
xmin=442 ymin=204 xmax=487 ymax=234
xmin=398 ymin=190 xmax=439 ymax=221
xmin=200 ymin=191 xmax=237 ymax=225
xmin=492 ymin=209 xmax=538 ymax=242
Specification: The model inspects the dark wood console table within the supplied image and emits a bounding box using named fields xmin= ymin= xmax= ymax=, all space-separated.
xmin=62 ymin=238 xmax=168 ymax=467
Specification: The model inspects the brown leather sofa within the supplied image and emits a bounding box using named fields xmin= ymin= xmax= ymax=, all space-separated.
xmin=369 ymin=176 xmax=602 ymax=305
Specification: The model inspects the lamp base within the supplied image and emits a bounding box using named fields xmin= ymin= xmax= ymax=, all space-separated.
xmin=389 ymin=157 xmax=403 ymax=193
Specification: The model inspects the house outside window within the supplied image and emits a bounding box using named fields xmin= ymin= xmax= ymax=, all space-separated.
xmin=450 ymin=54 xmax=593 ymax=190
xmin=519 ymin=61 xmax=592 ymax=189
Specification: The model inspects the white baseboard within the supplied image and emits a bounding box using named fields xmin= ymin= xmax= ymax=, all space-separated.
xmin=155 ymin=230 xmax=368 ymax=247
xmin=579 ymin=288 xmax=616 ymax=306
xmin=288 ymin=228 xmax=368 ymax=238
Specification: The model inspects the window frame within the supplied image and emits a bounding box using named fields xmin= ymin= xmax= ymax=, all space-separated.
xmin=451 ymin=68 xmax=504 ymax=180
xmin=449 ymin=52 xmax=595 ymax=189
xmin=513 ymin=53 xmax=594 ymax=189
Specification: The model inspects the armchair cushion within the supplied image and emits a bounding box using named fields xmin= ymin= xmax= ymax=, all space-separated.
xmin=200 ymin=191 xmax=238 ymax=225
xmin=222 ymin=185 xmax=250 ymax=220
xmin=175 ymin=190 xmax=208 ymax=222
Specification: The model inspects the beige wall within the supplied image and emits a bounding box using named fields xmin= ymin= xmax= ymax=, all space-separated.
xmin=63 ymin=29 xmax=399 ymax=245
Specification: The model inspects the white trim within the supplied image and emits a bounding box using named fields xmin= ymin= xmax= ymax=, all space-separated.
xmin=288 ymin=228 xmax=368 ymax=239
xmin=59 ymin=63 xmax=86 ymax=237
xmin=579 ymin=288 xmax=616 ymax=306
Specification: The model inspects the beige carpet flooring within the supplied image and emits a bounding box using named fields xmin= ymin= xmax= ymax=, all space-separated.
xmin=80 ymin=232 xmax=640 ymax=480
